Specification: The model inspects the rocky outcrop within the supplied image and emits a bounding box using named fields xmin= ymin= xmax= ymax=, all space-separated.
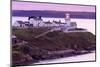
xmin=12 ymin=28 xmax=96 ymax=66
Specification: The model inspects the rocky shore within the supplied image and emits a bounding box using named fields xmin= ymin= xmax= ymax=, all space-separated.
xmin=12 ymin=28 xmax=96 ymax=66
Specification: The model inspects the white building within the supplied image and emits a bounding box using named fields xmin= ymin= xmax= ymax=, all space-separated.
xmin=43 ymin=21 xmax=53 ymax=27
xmin=13 ymin=13 xmax=77 ymax=30
xmin=28 ymin=16 xmax=43 ymax=27
xmin=13 ymin=21 xmax=25 ymax=28
xmin=65 ymin=13 xmax=71 ymax=26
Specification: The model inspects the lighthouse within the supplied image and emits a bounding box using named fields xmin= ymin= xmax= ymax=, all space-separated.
xmin=65 ymin=13 xmax=71 ymax=26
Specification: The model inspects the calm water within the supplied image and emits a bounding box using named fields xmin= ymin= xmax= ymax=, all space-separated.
xmin=12 ymin=17 xmax=95 ymax=34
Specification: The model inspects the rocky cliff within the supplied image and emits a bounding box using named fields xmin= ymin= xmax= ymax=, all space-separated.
xmin=12 ymin=28 xmax=96 ymax=66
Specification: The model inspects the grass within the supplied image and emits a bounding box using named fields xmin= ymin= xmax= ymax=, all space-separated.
xmin=12 ymin=28 xmax=96 ymax=65
xmin=12 ymin=28 xmax=95 ymax=50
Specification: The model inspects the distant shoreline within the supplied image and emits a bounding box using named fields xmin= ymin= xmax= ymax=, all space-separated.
xmin=12 ymin=10 xmax=96 ymax=19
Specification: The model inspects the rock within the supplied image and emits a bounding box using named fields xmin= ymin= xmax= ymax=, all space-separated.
xmin=24 ymin=54 xmax=33 ymax=61
xmin=12 ymin=29 xmax=96 ymax=65
xmin=12 ymin=51 xmax=25 ymax=64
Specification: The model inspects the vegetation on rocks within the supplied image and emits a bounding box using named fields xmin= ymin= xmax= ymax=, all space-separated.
xmin=12 ymin=28 xmax=96 ymax=66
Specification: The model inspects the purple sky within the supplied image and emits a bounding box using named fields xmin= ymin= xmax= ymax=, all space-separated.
xmin=12 ymin=1 xmax=95 ymax=12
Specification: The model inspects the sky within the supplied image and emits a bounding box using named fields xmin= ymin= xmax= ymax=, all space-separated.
xmin=12 ymin=1 xmax=95 ymax=12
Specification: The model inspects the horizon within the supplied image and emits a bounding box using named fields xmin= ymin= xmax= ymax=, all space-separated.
xmin=12 ymin=10 xmax=96 ymax=19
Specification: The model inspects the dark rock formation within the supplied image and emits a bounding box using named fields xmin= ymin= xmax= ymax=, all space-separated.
xmin=12 ymin=28 xmax=96 ymax=66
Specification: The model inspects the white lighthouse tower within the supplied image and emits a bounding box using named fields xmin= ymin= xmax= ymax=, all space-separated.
xmin=65 ymin=13 xmax=71 ymax=26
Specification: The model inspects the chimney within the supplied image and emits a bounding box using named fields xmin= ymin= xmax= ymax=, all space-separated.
xmin=65 ymin=13 xmax=70 ymax=21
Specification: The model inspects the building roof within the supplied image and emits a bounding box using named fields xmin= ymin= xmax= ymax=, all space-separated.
xmin=24 ymin=21 xmax=30 ymax=24
xmin=28 ymin=16 xmax=37 ymax=20
xmin=17 ymin=21 xmax=24 ymax=24
xmin=44 ymin=21 xmax=52 ymax=24
xmin=53 ymin=21 xmax=62 ymax=24
xmin=28 ymin=16 xmax=43 ymax=21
